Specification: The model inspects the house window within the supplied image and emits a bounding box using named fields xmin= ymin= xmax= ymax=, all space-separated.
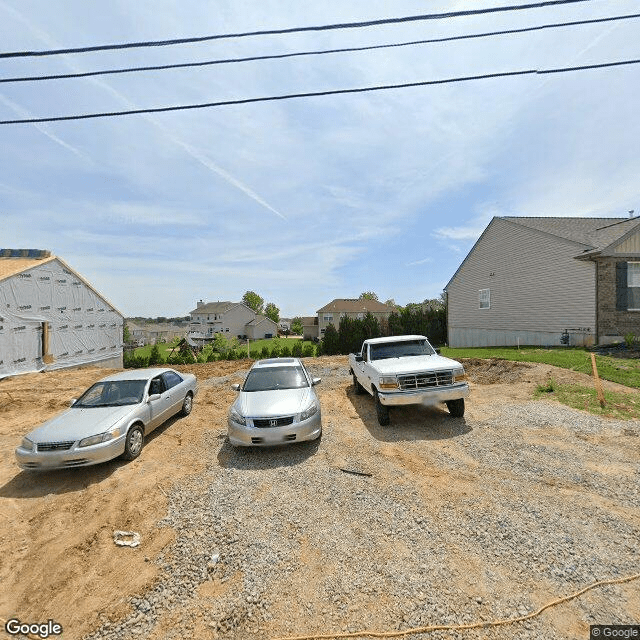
xmin=619 ymin=261 xmax=640 ymax=310
xmin=479 ymin=289 xmax=490 ymax=309
xmin=323 ymin=315 xmax=333 ymax=322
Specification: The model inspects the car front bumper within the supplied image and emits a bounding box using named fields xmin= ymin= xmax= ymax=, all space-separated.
xmin=15 ymin=435 xmax=127 ymax=470
xmin=378 ymin=383 xmax=469 ymax=406
xmin=227 ymin=411 xmax=322 ymax=447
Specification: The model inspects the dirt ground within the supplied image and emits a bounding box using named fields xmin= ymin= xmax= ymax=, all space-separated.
xmin=0 ymin=357 xmax=637 ymax=639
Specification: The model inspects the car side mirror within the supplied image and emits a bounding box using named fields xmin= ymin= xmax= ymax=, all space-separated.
xmin=70 ymin=398 xmax=77 ymax=407
xmin=231 ymin=384 xmax=241 ymax=391
xmin=435 ymin=348 xmax=441 ymax=355
xmin=312 ymin=377 xmax=321 ymax=386
xmin=354 ymin=354 xmax=363 ymax=362
xmin=148 ymin=393 xmax=161 ymax=402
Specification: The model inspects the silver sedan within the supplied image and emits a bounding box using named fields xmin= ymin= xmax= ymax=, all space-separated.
xmin=228 ymin=358 xmax=322 ymax=447
xmin=15 ymin=368 xmax=197 ymax=470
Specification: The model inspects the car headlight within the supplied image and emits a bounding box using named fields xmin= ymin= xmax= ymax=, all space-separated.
xmin=300 ymin=401 xmax=319 ymax=421
xmin=230 ymin=408 xmax=246 ymax=426
xmin=78 ymin=426 xmax=122 ymax=448
xmin=379 ymin=376 xmax=398 ymax=390
xmin=21 ymin=437 xmax=34 ymax=452
xmin=452 ymin=367 xmax=467 ymax=382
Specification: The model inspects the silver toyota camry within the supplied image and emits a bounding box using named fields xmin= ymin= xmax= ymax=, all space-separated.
xmin=15 ymin=367 xmax=197 ymax=470
xmin=227 ymin=358 xmax=322 ymax=447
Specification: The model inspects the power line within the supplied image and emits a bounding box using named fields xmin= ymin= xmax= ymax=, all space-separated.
xmin=2 ymin=12 xmax=636 ymax=85
xmin=1 ymin=57 xmax=637 ymax=126
xmin=0 ymin=0 xmax=593 ymax=59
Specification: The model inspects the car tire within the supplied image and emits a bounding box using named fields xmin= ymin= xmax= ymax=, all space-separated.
xmin=180 ymin=392 xmax=193 ymax=416
xmin=446 ymin=398 xmax=465 ymax=418
xmin=374 ymin=388 xmax=390 ymax=426
xmin=353 ymin=373 xmax=364 ymax=395
xmin=122 ymin=424 xmax=144 ymax=461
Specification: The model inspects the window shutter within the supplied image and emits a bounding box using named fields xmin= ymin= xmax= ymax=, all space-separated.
xmin=616 ymin=261 xmax=628 ymax=310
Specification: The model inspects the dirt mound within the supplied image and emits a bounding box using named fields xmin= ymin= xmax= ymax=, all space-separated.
xmin=460 ymin=357 xmax=532 ymax=384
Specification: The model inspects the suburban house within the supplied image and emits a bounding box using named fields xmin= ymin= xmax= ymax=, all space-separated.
xmin=188 ymin=300 xmax=277 ymax=342
xmin=127 ymin=321 xmax=186 ymax=345
xmin=0 ymin=249 xmax=123 ymax=378
xmin=445 ymin=216 xmax=640 ymax=347
xmin=315 ymin=299 xmax=395 ymax=337
xmin=301 ymin=316 xmax=319 ymax=341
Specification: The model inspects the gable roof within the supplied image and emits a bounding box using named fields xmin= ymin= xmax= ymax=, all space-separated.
xmin=317 ymin=298 xmax=395 ymax=314
xmin=245 ymin=314 xmax=277 ymax=327
xmin=189 ymin=301 xmax=236 ymax=315
xmin=0 ymin=250 xmax=124 ymax=317
xmin=445 ymin=216 xmax=640 ymax=289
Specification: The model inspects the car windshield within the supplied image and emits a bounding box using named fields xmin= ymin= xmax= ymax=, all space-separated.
xmin=242 ymin=366 xmax=309 ymax=392
xmin=74 ymin=380 xmax=147 ymax=407
xmin=369 ymin=339 xmax=436 ymax=360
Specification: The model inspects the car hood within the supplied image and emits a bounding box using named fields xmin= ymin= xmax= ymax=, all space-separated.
xmin=26 ymin=405 xmax=137 ymax=442
xmin=372 ymin=354 xmax=463 ymax=375
xmin=234 ymin=388 xmax=313 ymax=417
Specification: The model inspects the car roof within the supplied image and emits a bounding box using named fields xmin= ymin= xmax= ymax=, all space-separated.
xmin=98 ymin=368 xmax=177 ymax=382
xmin=252 ymin=357 xmax=301 ymax=368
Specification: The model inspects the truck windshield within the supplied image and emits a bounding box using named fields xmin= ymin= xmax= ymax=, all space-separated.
xmin=369 ymin=339 xmax=436 ymax=360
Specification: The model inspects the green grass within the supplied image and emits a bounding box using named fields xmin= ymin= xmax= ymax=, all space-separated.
xmin=441 ymin=346 xmax=640 ymax=389
xmin=534 ymin=380 xmax=640 ymax=420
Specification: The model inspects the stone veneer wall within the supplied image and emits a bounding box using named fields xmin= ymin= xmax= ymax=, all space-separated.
xmin=597 ymin=257 xmax=640 ymax=342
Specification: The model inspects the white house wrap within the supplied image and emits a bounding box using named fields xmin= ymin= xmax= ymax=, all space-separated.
xmin=0 ymin=250 xmax=123 ymax=378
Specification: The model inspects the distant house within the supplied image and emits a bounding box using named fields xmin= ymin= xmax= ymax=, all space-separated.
xmin=126 ymin=321 xmax=185 ymax=345
xmin=445 ymin=216 xmax=640 ymax=347
xmin=0 ymin=249 xmax=123 ymax=378
xmin=188 ymin=300 xmax=277 ymax=342
xmin=301 ymin=316 xmax=319 ymax=341
xmin=315 ymin=298 xmax=395 ymax=337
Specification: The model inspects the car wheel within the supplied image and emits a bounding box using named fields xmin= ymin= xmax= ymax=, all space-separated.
xmin=353 ymin=373 xmax=364 ymax=395
xmin=374 ymin=388 xmax=390 ymax=426
xmin=122 ymin=424 xmax=144 ymax=461
xmin=180 ymin=392 xmax=193 ymax=416
xmin=446 ymin=398 xmax=465 ymax=418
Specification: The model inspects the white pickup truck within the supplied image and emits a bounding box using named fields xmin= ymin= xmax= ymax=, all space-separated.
xmin=348 ymin=335 xmax=469 ymax=425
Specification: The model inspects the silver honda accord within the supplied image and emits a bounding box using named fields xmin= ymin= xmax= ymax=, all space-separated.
xmin=227 ymin=357 xmax=322 ymax=447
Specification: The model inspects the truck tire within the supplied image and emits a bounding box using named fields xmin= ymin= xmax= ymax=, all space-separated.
xmin=373 ymin=388 xmax=390 ymax=426
xmin=353 ymin=372 xmax=365 ymax=395
xmin=446 ymin=398 xmax=465 ymax=418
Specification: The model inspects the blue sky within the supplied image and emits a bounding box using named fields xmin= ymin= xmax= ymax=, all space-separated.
xmin=1 ymin=0 xmax=639 ymax=318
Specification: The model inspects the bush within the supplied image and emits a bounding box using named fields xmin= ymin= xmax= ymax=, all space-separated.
xmin=291 ymin=340 xmax=303 ymax=357
xmin=260 ymin=345 xmax=271 ymax=359
xmin=148 ymin=344 xmax=165 ymax=366
xmin=280 ymin=343 xmax=292 ymax=357
xmin=270 ymin=341 xmax=281 ymax=358
xmin=303 ymin=342 xmax=315 ymax=357
xmin=124 ymin=352 xmax=150 ymax=368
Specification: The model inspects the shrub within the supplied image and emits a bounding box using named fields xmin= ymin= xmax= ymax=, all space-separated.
xmin=291 ymin=340 xmax=303 ymax=357
xmin=303 ymin=342 xmax=316 ymax=357
xmin=148 ymin=344 xmax=164 ymax=366
xmin=624 ymin=333 xmax=636 ymax=349
xmin=260 ymin=345 xmax=271 ymax=359
xmin=280 ymin=343 xmax=292 ymax=357
xmin=270 ymin=341 xmax=281 ymax=358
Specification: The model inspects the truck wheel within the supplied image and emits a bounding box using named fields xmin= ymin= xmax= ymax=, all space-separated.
xmin=353 ymin=373 xmax=364 ymax=395
xmin=373 ymin=388 xmax=390 ymax=426
xmin=446 ymin=398 xmax=465 ymax=418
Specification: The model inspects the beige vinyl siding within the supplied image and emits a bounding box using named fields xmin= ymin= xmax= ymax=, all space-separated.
xmin=613 ymin=230 xmax=640 ymax=254
xmin=448 ymin=218 xmax=596 ymax=346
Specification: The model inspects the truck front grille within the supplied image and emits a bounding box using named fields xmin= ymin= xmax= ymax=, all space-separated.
xmin=397 ymin=371 xmax=453 ymax=390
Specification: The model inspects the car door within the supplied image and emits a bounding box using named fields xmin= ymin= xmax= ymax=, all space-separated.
xmin=147 ymin=374 xmax=173 ymax=431
xmin=160 ymin=371 xmax=185 ymax=417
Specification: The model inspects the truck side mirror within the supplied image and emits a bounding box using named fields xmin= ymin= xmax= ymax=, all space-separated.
xmin=354 ymin=354 xmax=363 ymax=362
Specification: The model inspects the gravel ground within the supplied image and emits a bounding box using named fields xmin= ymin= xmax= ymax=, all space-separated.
xmin=77 ymin=360 xmax=640 ymax=640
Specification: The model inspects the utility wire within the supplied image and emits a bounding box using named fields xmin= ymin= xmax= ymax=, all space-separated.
xmin=1 ymin=12 xmax=636 ymax=85
xmin=0 ymin=0 xmax=593 ymax=59
xmin=1 ymin=57 xmax=638 ymax=126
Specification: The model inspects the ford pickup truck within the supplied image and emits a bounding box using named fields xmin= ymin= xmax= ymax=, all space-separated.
xmin=348 ymin=335 xmax=469 ymax=425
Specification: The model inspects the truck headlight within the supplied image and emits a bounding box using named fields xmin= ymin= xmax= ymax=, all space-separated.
xmin=452 ymin=368 xmax=467 ymax=382
xmin=379 ymin=376 xmax=398 ymax=390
